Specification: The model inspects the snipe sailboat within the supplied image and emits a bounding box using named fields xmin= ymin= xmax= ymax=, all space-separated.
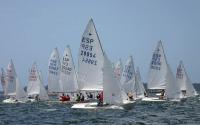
xmin=176 ymin=61 xmax=198 ymax=99
xmin=142 ymin=41 xmax=181 ymax=102
xmin=27 ymin=62 xmax=49 ymax=102
xmin=3 ymin=60 xmax=27 ymax=103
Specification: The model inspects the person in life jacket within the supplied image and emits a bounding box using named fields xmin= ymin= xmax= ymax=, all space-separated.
xmin=80 ymin=93 xmax=85 ymax=101
xmin=127 ymin=92 xmax=134 ymax=101
xmin=97 ymin=91 xmax=103 ymax=106
xmin=76 ymin=93 xmax=81 ymax=102
xmin=60 ymin=93 xmax=70 ymax=102
xmin=159 ymin=89 xmax=165 ymax=100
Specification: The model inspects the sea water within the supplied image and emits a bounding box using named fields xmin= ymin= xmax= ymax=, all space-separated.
xmin=0 ymin=93 xmax=200 ymax=125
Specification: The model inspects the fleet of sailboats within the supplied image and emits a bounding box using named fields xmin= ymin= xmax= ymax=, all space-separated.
xmin=0 ymin=19 xmax=198 ymax=108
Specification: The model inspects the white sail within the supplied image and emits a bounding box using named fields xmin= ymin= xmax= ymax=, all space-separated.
xmin=78 ymin=19 xmax=104 ymax=91
xmin=176 ymin=61 xmax=197 ymax=97
xmin=5 ymin=60 xmax=27 ymax=101
xmin=15 ymin=77 xmax=27 ymax=101
xmin=121 ymin=56 xmax=135 ymax=94
xmin=114 ymin=59 xmax=123 ymax=80
xmin=28 ymin=63 xmax=49 ymax=100
xmin=5 ymin=60 xmax=17 ymax=96
xmin=59 ymin=45 xmax=78 ymax=92
xmin=48 ymin=48 xmax=61 ymax=93
xmin=135 ymin=67 xmax=146 ymax=98
xmin=1 ymin=68 xmax=6 ymax=92
xmin=148 ymin=41 xmax=168 ymax=90
xmin=38 ymin=71 xmax=49 ymax=100
xmin=103 ymin=53 xmax=123 ymax=105
xmin=165 ymin=64 xmax=181 ymax=100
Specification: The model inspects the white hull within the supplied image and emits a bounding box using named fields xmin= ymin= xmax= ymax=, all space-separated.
xmin=141 ymin=97 xmax=166 ymax=102
xmin=2 ymin=98 xmax=26 ymax=104
xmin=71 ymin=100 xmax=135 ymax=109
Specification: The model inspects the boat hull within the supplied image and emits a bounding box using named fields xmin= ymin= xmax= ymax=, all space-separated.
xmin=2 ymin=98 xmax=26 ymax=103
xmin=71 ymin=100 xmax=135 ymax=110
xmin=141 ymin=97 xmax=166 ymax=102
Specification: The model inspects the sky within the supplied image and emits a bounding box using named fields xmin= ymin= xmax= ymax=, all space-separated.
xmin=0 ymin=0 xmax=200 ymax=90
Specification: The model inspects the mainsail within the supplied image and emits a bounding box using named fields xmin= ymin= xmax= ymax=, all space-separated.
xmin=59 ymin=45 xmax=78 ymax=92
xmin=121 ymin=55 xmax=135 ymax=94
xmin=103 ymin=53 xmax=123 ymax=105
xmin=114 ymin=59 xmax=123 ymax=80
xmin=48 ymin=48 xmax=61 ymax=93
xmin=176 ymin=61 xmax=197 ymax=97
xmin=1 ymin=68 xmax=6 ymax=92
xmin=28 ymin=62 xmax=49 ymax=100
xmin=78 ymin=19 xmax=104 ymax=91
xmin=148 ymin=41 xmax=168 ymax=89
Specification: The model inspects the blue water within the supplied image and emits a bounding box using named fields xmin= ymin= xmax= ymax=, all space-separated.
xmin=0 ymin=94 xmax=200 ymax=125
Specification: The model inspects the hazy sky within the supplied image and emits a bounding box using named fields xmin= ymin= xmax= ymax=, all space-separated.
xmin=0 ymin=0 xmax=200 ymax=90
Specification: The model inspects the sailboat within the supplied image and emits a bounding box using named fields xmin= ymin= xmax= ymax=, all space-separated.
xmin=120 ymin=56 xmax=137 ymax=98
xmin=27 ymin=62 xmax=49 ymax=102
xmin=77 ymin=18 xmax=104 ymax=92
xmin=59 ymin=45 xmax=78 ymax=93
xmin=176 ymin=61 xmax=198 ymax=99
xmin=3 ymin=60 xmax=27 ymax=103
xmin=142 ymin=41 xmax=181 ymax=102
xmin=1 ymin=68 xmax=6 ymax=93
xmin=72 ymin=53 xmax=134 ymax=109
xmin=114 ymin=59 xmax=123 ymax=80
xmin=48 ymin=48 xmax=61 ymax=94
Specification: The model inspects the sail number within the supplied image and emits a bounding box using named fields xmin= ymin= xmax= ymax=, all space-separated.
xmin=151 ymin=53 xmax=161 ymax=70
xmin=122 ymin=65 xmax=133 ymax=80
xmin=176 ymin=68 xmax=183 ymax=79
xmin=49 ymin=59 xmax=59 ymax=75
xmin=80 ymin=37 xmax=97 ymax=66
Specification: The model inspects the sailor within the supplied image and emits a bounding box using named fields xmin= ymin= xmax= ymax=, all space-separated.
xmin=159 ymin=89 xmax=165 ymax=100
xmin=60 ymin=93 xmax=69 ymax=102
xmin=181 ymin=90 xmax=186 ymax=97
xmin=80 ymin=93 xmax=85 ymax=101
xmin=35 ymin=94 xmax=40 ymax=101
xmin=76 ymin=93 xmax=81 ymax=102
xmin=127 ymin=92 xmax=134 ymax=101
xmin=97 ymin=91 xmax=103 ymax=106
xmin=144 ymin=91 xmax=148 ymax=97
